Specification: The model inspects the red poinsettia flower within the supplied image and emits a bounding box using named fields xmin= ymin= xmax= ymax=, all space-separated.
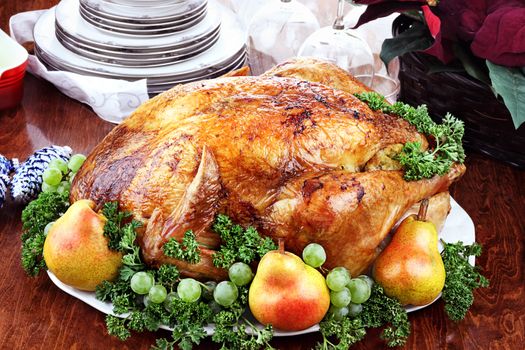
xmin=354 ymin=0 xmax=525 ymax=67
xmin=421 ymin=5 xmax=440 ymax=38
xmin=471 ymin=4 xmax=525 ymax=67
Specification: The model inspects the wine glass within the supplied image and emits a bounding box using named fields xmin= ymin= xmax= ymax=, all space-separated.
xmin=298 ymin=0 xmax=341 ymax=27
xmin=247 ymin=0 xmax=320 ymax=75
xmin=297 ymin=0 xmax=375 ymax=86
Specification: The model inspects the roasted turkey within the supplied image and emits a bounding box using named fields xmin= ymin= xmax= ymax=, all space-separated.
xmin=70 ymin=58 xmax=465 ymax=279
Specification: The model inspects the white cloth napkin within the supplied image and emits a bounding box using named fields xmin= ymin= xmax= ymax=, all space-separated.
xmin=9 ymin=10 xmax=149 ymax=124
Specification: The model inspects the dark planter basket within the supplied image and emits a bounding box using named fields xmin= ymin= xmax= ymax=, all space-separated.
xmin=393 ymin=15 xmax=525 ymax=169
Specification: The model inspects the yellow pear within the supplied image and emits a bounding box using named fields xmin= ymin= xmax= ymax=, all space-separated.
xmin=248 ymin=241 xmax=330 ymax=331
xmin=43 ymin=199 xmax=122 ymax=291
xmin=373 ymin=199 xmax=446 ymax=306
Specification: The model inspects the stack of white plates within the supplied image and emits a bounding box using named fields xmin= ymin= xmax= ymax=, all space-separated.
xmin=34 ymin=0 xmax=247 ymax=95
xmin=78 ymin=0 xmax=208 ymax=36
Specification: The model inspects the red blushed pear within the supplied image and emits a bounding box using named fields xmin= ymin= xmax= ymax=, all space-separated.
xmin=248 ymin=241 xmax=330 ymax=331
xmin=43 ymin=199 xmax=122 ymax=291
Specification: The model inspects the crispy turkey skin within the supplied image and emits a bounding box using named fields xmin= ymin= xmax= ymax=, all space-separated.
xmin=70 ymin=59 xmax=464 ymax=279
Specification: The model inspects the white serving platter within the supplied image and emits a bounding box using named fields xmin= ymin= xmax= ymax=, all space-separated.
xmin=47 ymin=197 xmax=475 ymax=336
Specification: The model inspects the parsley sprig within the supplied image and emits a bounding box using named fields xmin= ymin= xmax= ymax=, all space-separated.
xmin=163 ymin=230 xmax=201 ymax=264
xmin=212 ymin=287 xmax=275 ymax=350
xmin=316 ymin=316 xmax=366 ymax=350
xmin=354 ymin=91 xmax=465 ymax=180
xmin=21 ymin=191 xmax=69 ymax=276
xmin=441 ymin=241 xmax=489 ymax=321
xmin=95 ymin=206 xmax=146 ymax=316
xmin=99 ymin=201 xmax=145 ymax=280
xmin=212 ymin=214 xmax=277 ymax=268
xmin=317 ymin=283 xmax=410 ymax=349
xmin=154 ymin=298 xmax=214 ymax=350
xmin=360 ymin=284 xmax=411 ymax=347
xmin=101 ymin=201 xmax=133 ymax=251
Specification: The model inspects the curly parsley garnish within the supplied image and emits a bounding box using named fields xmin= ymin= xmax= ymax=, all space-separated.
xmin=21 ymin=191 xmax=69 ymax=276
xmin=163 ymin=230 xmax=201 ymax=264
xmin=96 ymin=210 xmax=276 ymax=349
xmin=316 ymin=316 xmax=366 ymax=350
xmin=360 ymin=283 xmax=411 ymax=347
xmin=101 ymin=201 xmax=134 ymax=251
xmin=317 ymin=283 xmax=410 ymax=349
xmin=212 ymin=214 xmax=277 ymax=268
xmin=211 ymin=287 xmax=275 ymax=350
xmin=354 ymin=91 xmax=465 ymax=181
xmin=441 ymin=241 xmax=489 ymax=321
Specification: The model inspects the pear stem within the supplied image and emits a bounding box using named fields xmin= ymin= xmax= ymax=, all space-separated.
xmin=278 ymin=239 xmax=285 ymax=254
xmin=417 ymin=198 xmax=429 ymax=221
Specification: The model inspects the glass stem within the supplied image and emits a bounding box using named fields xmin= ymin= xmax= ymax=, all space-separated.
xmin=333 ymin=0 xmax=345 ymax=30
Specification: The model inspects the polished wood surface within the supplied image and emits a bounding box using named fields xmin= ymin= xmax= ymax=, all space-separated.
xmin=1 ymin=1 xmax=524 ymax=349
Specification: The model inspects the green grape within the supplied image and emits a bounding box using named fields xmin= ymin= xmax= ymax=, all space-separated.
xmin=330 ymin=287 xmax=352 ymax=308
xmin=48 ymin=158 xmax=68 ymax=174
xmin=228 ymin=262 xmax=254 ymax=286
xmin=357 ymin=275 xmax=374 ymax=289
xmin=177 ymin=278 xmax=201 ymax=303
xmin=348 ymin=303 xmax=363 ymax=317
xmin=164 ymin=292 xmax=179 ymax=311
xmin=213 ymin=281 xmax=238 ymax=307
xmin=69 ymin=173 xmax=76 ymax=184
xmin=202 ymin=281 xmax=217 ymax=301
xmin=143 ymin=295 xmax=150 ymax=307
xmin=68 ymin=154 xmax=87 ymax=173
xmin=130 ymin=271 xmax=154 ymax=295
xmin=149 ymin=285 xmax=168 ymax=304
xmin=208 ymin=300 xmax=222 ymax=314
xmin=347 ymin=278 xmax=371 ymax=304
xmin=42 ymin=168 xmax=62 ymax=186
xmin=44 ymin=221 xmax=54 ymax=236
xmin=41 ymin=182 xmax=58 ymax=193
xmin=332 ymin=266 xmax=351 ymax=279
xmin=329 ymin=305 xmax=349 ymax=321
xmin=57 ymin=181 xmax=71 ymax=195
xmin=326 ymin=267 xmax=351 ymax=292
xmin=302 ymin=243 xmax=326 ymax=268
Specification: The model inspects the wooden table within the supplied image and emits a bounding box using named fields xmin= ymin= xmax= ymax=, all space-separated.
xmin=1 ymin=1 xmax=524 ymax=349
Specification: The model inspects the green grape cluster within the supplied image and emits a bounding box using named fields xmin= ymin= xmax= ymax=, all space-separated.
xmin=326 ymin=269 xmax=373 ymax=321
xmin=213 ymin=262 xmax=254 ymax=307
xmin=128 ymin=261 xmax=255 ymax=311
xmin=300 ymin=243 xmax=374 ymax=321
xmin=41 ymin=154 xmax=86 ymax=195
xmin=130 ymin=271 xmax=168 ymax=305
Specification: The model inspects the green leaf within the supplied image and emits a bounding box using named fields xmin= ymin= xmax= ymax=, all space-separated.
xmin=486 ymin=61 xmax=525 ymax=129
xmin=380 ymin=21 xmax=433 ymax=66
xmin=452 ymin=44 xmax=491 ymax=86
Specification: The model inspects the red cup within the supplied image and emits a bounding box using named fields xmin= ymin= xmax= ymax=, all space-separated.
xmin=1 ymin=29 xmax=29 ymax=110
xmin=0 ymin=74 xmax=25 ymax=110
xmin=0 ymin=59 xmax=28 ymax=80
xmin=0 ymin=70 xmax=26 ymax=85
